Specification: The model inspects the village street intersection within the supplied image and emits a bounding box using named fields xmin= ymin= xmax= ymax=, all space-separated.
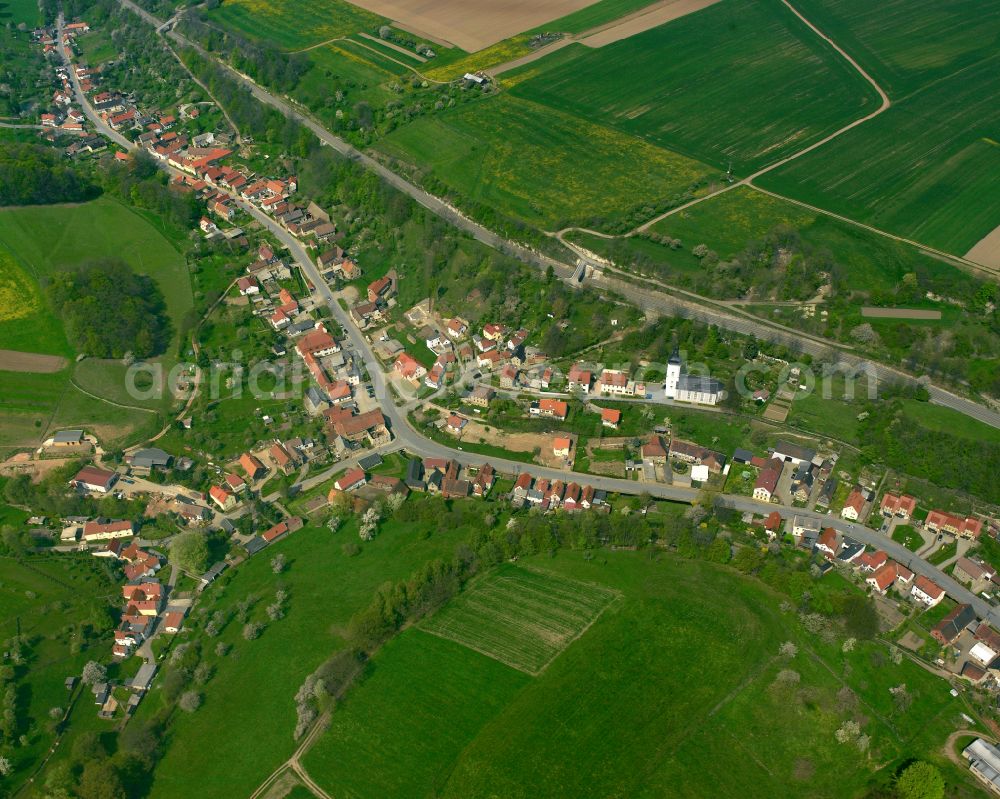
xmin=114 ymin=0 xmax=1000 ymax=434
xmin=55 ymin=6 xmax=1000 ymax=636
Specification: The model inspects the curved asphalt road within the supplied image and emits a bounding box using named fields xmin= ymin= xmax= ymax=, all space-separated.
xmin=88 ymin=1 xmax=1000 ymax=626
xmin=113 ymin=0 xmax=1000 ymax=431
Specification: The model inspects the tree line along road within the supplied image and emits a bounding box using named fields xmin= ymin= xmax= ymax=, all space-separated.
xmin=88 ymin=0 xmax=1000 ymax=626
xmin=113 ymin=0 xmax=1000 ymax=432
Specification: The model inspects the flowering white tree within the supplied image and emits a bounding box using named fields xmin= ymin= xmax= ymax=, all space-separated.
xmin=179 ymin=691 xmax=202 ymax=713
xmin=359 ymin=506 xmax=381 ymax=541
xmin=384 ymin=492 xmax=405 ymax=515
xmin=81 ymin=661 xmax=106 ymax=686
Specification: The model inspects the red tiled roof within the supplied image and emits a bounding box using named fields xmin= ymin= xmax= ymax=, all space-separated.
xmin=913 ymin=574 xmax=944 ymax=600
xmin=538 ymin=398 xmax=568 ymax=418
xmin=600 ymin=408 xmax=621 ymax=424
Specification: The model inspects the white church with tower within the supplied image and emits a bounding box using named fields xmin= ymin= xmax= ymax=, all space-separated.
xmin=665 ymin=348 xmax=727 ymax=406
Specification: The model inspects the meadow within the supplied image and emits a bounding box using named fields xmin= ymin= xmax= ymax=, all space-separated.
xmin=299 ymin=630 xmax=529 ymax=798
xmin=0 ymin=554 xmax=119 ymax=791
xmin=304 ymin=550 xmax=977 ymax=799
xmin=760 ymin=55 xmax=1000 ymax=255
xmin=0 ymin=0 xmax=43 ymax=27
xmin=0 ymin=198 xmax=190 ymax=449
xmin=377 ymin=93 xmax=714 ymax=229
xmin=615 ymin=186 xmax=971 ymax=294
xmin=0 ymin=198 xmax=192 ymax=338
xmin=422 ymin=565 xmax=618 ymax=673
xmin=0 ymin=245 xmax=69 ymax=357
xmin=136 ymin=504 xmax=491 ymax=799
xmin=510 ymin=0 xmax=878 ymax=173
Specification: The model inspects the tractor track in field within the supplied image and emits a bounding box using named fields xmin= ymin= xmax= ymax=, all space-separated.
xmin=548 ymin=0 xmax=1000 ymax=278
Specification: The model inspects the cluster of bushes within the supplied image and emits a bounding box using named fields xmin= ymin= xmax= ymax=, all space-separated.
xmin=0 ymin=143 xmax=100 ymax=206
xmin=48 ymin=259 xmax=171 ymax=358
xmin=178 ymin=11 xmax=309 ymax=93
xmin=858 ymin=399 xmax=1000 ymax=504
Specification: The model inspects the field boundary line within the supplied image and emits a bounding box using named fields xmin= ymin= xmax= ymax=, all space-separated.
xmin=626 ymin=0 xmax=891 ymax=233
xmin=421 ymin=564 xmax=622 ymax=676
xmin=533 ymin=589 xmax=622 ymax=675
xmin=67 ymin=377 xmax=159 ymax=414
xmin=420 ymin=622 xmax=542 ymax=675
xmin=747 ymin=185 xmax=999 ymax=279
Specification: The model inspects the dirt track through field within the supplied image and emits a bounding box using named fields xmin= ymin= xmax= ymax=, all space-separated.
xmin=580 ymin=0 xmax=723 ymax=47
xmin=0 ymin=349 xmax=67 ymax=373
xmin=965 ymin=222 xmax=1000 ymax=269
xmin=491 ymin=0 xmax=721 ymax=75
xmin=861 ymin=307 xmax=942 ymax=320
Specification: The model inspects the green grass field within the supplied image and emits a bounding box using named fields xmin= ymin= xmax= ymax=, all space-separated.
xmin=510 ymin=0 xmax=878 ymax=173
xmin=1 ymin=0 xmax=43 ymax=26
xmin=209 ymin=0 xmax=383 ymax=50
xmin=898 ymin=400 xmax=1000 ymax=445
xmin=0 ymin=198 xmax=189 ymax=449
xmin=300 ymin=630 xmax=529 ymax=798
xmin=0 ymin=198 xmax=192 ymax=339
xmin=645 ymin=186 xmax=971 ymax=293
xmin=378 ymin=93 xmax=714 ymax=228
xmin=139 ymin=505 xmax=488 ymax=799
xmin=892 ymin=524 xmax=923 ymax=552
xmin=0 ymin=244 xmax=70 ymax=357
xmin=304 ymin=550 xmax=974 ymax=799
xmin=0 ymin=554 xmax=119 ymax=790
xmin=422 ymin=565 xmax=618 ymax=674
xmin=75 ymin=29 xmax=118 ymax=65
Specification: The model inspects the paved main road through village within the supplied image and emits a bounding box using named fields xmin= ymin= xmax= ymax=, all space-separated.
xmin=84 ymin=0 xmax=1000 ymax=628
xmin=239 ymin=197 xmax=1000 ymax=629
xmin=112 ymin=0 xmax=1000 ymax=433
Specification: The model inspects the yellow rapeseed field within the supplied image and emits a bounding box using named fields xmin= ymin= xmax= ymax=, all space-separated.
xmin=0 ymin=250 xmax=40 ymax=323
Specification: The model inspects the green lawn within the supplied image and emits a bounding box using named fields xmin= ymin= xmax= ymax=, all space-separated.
xmin=305 ymin=550 xmax=972 ymax=799
xmin=139 ymin=503 xmax=489 ymax=799
xmin=209 ymin=0 xmax=383 ymax=50
xmin=0 ymin=555 xmax=119 ymax=791
xmin=511 ymin=0 xmax=879 ymax=173
xmin=0 ymin=198 xmax=188 ymax=449
xmin=928 ymin=541 xmax=957 ymax=566
xmin=892 ymin=524 xmax=923 ymax=552
xmin=378 ymin=92 xmax=713 ymax=229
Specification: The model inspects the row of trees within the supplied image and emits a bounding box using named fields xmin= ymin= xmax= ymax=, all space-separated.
xmin=177 ymin=12 xmax=308 ymax=94
xmin=0 ymin=143 xmax=100 ymax=206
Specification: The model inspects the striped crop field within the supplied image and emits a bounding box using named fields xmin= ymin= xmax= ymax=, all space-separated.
xmin=510 ymin=0 xmax=879 ymax=173
xmin=756 ymin=0 xmax=1000 ymax=255
xmin=422 ymin=564 xmax=618 ymax=674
